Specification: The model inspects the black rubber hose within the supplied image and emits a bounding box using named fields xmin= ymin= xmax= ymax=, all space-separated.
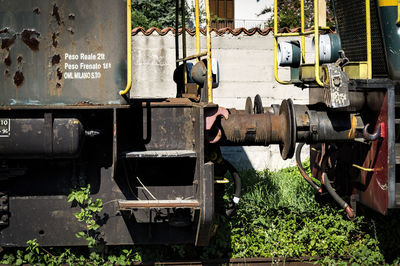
xmin=321 ymin=147 xmax=355 ymax=219
xmin=322 ymin=172 xmax=348 ymax=209
xmin=223 ymin=159 xmax=242 ymax=217
xmin=224 ymin=159 xmax=241 ymax=201
xmin=295 ymin=143 xmax=322 ymax=192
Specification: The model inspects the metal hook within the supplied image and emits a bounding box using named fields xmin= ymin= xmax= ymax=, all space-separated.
xmin=363 ymin=123 xmax=381 ymax=141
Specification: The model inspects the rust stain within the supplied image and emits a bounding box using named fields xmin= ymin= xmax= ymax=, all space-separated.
xmin=13 ymin=71 xmax=24 ymax=87
xmin=56 ymin=68 xmax=62 ymax=80
xmin=76 ymin=101 xmax=100 ymax=106
xmin=33 ymin=7 xmax=40 ymax=15
xmin=52 ymin=4 xmax=62 ymax=25
xmin=301 ymin=114 xmax=308 ymax=126
xmin=51 ymin=54 xmax=60 ymax=65
xmin=1 ymin=35 xmax=16 ymax=49
xmin=4 ymin=53 xmax=11 ymax=66
xmin=21 ymin=29 xmax=40 ymax=51
xmin=52 ymin=32 xmax=59 ymax=48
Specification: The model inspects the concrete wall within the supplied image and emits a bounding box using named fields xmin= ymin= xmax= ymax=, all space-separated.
xmin=132 ymin=32 xmax=313 ymax=170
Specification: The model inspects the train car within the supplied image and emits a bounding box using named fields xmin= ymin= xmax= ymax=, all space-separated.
xmin=0 ymin=0 xmax=399 ymax=247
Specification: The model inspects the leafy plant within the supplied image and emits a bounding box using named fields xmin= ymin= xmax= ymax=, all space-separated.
xmin=67 ymin=184 xmax=103 ymax=248
xmin=259 ymin=0 xmax=335 ymax=29
xmin=132 ymin=0 xmax=191 ymax=29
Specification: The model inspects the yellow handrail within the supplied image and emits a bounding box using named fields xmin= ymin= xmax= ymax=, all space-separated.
xmin=301 ymin=0 xmax=305 ymax=63
xmin=195 ymin=0 xmax=201 ymax=61
xmin=365 ymin=0 xmax=372 ymax=79
xmin=314 ymin=0 xmax=324 ymax=86
xmin=204 ymin=0 xmax=213 ymax=103
xmin=273 ymin=0 xmax=290 ymax=84
xmin=398 ymin=0 xmax=400 ymax=25
xmin=120 ymin=0 xmax=132 ymax=96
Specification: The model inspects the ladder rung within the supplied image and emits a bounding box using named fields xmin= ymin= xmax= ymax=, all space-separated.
xmin=122 ymin=150 xmax=197 ymax=158
xmin=176 ymin=51 xmax=207 ymax=62
xmin=118 ymin=199 xmax=200 ymax=209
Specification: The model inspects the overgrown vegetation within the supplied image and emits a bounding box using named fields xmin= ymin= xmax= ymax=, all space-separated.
xmin=260 ymin=0 xmax=335 ymax=29
xmin=1 ymin=162 xmax=400 ymax=264
xmin=132 ymin=0 xmax=191 ymax=29
xmin=67 ymin=185 xmax=104 ymax=248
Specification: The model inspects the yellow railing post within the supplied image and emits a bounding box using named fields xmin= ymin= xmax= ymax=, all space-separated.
xmin=274 ymin=0 xmax=290 ymax=84
xmin=301 ymin=0 xmax=305 ymax=63
xmin=181 ymin=0 xmax=188 ymax=93
xmin=204 ymin=0 xmax=213 ymax=103
xmin=195 ymin=0 xmax=201 ymax=61
xmin=120 ymin=0 xmax=132 ymax=96
xmin=314 ymin=0 xmax=324 ymax=86
xmin=365 ymin=0 xmax=372 ymax=79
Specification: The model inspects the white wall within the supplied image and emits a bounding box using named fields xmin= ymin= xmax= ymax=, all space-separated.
xmin=234 ymin=0 xmax=273 ymax=28
xmin=132 ymin=31 xmax=312 ymax=170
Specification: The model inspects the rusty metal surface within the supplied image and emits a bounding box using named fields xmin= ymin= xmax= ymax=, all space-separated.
xmin=0 ymin=0 xmax=126 ymax=106
xmin=220 ymin=112 xmax=285 ymax=146
xmin=118 ymin=199 xmax=200 ymax=209
xmin=358 ymin=92 xmax=389 ymax=214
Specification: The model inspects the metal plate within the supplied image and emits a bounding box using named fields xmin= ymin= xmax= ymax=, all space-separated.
xmin=0 ymin=0 xmax=126 ymax=106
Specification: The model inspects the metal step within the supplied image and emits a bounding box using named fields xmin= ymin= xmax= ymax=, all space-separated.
xmin=121 ymin=150 xmax=197 ymax=159
xmin=118 ymin=199 xmax=200 ymax=209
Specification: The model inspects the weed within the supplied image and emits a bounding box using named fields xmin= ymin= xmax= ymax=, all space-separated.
xmin=67 ymin=184 xmax=103 ymax=248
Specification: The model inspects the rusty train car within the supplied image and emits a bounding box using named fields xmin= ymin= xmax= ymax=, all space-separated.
xmin=0 ymin=0 xmax=399 ymax=246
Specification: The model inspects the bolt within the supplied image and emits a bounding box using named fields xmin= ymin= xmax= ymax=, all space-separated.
xmin=1 ymin=215 xmax=8 ymax=222
xmin=311 ymin=125 xmax=318 ymax=133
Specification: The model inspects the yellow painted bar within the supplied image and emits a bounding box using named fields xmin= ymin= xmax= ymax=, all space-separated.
xmin=274 ymin=31 xmax=315 ymax=37
xmin=398 ymin=0 xmax=400 ymax=25
xmin=366 ymin=0 xmax=372 ymax=79
xmin=181 ymin=0 xmax=187 ymax=92
xmin=205 ymin=0 xmax=213 ymax=102
xmin=378 ymin=0 xmax=397 ymax=6
xmin=314 ymin=0 xmax=324 ymax=86
xmin=301 ymin=0 xmax=305 ymax=63
xmin=195 ymin=0 xmax=201 ymax=62
xmin=120 ymin=0 xmax=132 ymax=95
xmin=176 ymin=51 xmax=208 ymax=62
xmin=273 ymin=0 xmax=290 ymax=84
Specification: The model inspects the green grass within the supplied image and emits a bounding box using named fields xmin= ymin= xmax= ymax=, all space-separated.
xmin=1 ymin=161 xmax=400 ymax=265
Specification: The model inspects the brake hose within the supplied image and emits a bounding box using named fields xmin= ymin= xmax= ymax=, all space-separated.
xmin=295 ymin=143 xmax=322 ymax=193
xmin=321 ymin=146 xmax=355 ymax=219
xmin=223 ymin=159 xmax=242 ymax=217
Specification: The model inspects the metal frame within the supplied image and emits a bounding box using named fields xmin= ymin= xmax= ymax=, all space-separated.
xmin=273 ymin=0 xmax=373 ymax=85
xmin=175 ymin=0 xmax=213 ymax=103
